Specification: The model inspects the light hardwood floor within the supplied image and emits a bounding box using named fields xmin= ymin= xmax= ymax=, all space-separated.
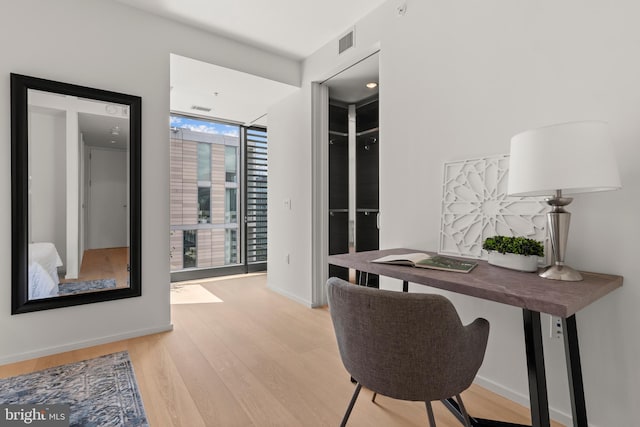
xmin=0 ymin=274 xmax=564 ymax=426
xmin=59 ymin=247 xmax=129 ymax=288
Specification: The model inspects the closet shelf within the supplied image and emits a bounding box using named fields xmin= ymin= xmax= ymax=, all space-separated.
xmin=355 ymin=127 xmax=379 ymax=137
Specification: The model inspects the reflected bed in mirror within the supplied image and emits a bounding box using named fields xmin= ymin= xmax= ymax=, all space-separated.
xmin=11 ymin=74 xmax=141 ymax=314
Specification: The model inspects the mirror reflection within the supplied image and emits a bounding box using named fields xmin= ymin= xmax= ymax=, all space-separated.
xmin=27 ymin=89 xmax=131 ymax=299
xmin=12 ymin=73 xmax=141 ymax=314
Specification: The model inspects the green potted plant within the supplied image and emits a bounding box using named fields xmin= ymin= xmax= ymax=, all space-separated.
xmin=482 ymin=236 xmax=544 ymax=272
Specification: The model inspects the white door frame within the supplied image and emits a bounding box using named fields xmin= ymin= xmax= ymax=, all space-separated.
xmin=311 ymin=82 xmax=330 ymax=307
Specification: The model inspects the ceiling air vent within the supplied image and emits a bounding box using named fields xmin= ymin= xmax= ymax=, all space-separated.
xmin=338 ymin=30 xmax=355 ymax=54
xmin=191 ymin=105 xmax=212 ymax=112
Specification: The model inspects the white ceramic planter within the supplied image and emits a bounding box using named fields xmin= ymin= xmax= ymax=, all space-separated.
xmin=487 ymin=252 xmax=539 ymax=272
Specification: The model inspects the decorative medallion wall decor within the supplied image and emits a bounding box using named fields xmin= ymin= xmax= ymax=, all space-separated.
xmin=439 ymin=154 xmax=547 ymax=259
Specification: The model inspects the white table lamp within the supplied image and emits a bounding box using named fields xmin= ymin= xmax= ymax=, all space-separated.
xmin=507 ymin=121 xmax=621 ymax=281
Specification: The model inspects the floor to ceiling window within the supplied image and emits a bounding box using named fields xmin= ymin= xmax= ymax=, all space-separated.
xmin=169 ymin=114 xmax=267 ymax=280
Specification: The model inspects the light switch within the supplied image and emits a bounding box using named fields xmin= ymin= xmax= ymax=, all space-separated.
xmin=284 ymin=198 xmax=291 ymax=210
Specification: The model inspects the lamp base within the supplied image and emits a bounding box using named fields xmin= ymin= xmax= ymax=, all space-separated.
xmin=539 ymin=264 xmax=583 ymax=281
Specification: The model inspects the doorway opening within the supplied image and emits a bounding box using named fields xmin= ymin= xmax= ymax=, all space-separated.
xmin=325 ymin=53 xmax=380 ymax=287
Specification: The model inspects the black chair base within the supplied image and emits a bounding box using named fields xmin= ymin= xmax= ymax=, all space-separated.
xmin=340 ymin=383 xmax=362 ymax=427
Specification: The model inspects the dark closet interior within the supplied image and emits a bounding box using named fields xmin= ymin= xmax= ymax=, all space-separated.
xmin=328 ymin=97 xmax=379 ymax=287
xmin=328 ymin=103 xmax=349 ymax=281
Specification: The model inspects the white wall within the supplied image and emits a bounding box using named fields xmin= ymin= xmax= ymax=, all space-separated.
xmin=267 ymin=0 xmax=640 ymax=425
xmin=267 ymin=89 xmax=312 ymax=305
xmin=29 ymin=110 xmax=67 ymax=264
xmin=0 ymin=0 xmax=300 ymax=364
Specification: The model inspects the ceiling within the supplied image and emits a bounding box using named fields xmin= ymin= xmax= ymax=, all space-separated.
xmin=79 ymin=113 xmax=129 ymax=150
xmin=113 ymin=0 xmax=387 ymax=60
xmin=114 ymin=0 xmax=384 ymax=127
xmin=323 ymin=52 xmax=379 ymax=104
xmin=170 ymin=54 xmax=299 ymax=127
xmin=170 ymin=51 xmax=379 ymax=126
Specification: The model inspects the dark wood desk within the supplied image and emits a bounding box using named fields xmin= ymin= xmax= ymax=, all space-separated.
xmin=328 ymin=248 xmax=623 ymax=427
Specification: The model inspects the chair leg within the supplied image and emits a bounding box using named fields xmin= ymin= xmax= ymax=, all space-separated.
xmin=425 ymin=401 xmax=437 ymax=427
xmin=340 ymin=383 xmax=362 ymax=427
xmin=455 ymin=394 xmax=472 ymax=427
xmin=371 ymin=392 xmax=377 ymax=402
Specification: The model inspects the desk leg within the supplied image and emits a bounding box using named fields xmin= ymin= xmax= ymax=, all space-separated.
xmin=402 ymin=280 xmax=408 ymax=292
xmin=563 ymin=315 xmax=587 ymax=427
xmin=522 ymin=310 xmax=550 ymax=427
xmin=357 ymin=271 xmax=368 ymax=286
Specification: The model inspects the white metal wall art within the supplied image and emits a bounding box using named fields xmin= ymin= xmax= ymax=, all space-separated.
xmin=439 ymin=154 xmax=547 ymax=259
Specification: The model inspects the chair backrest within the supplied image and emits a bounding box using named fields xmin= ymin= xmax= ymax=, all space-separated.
xmin=327 ymin=277 xmax=489 ymax=402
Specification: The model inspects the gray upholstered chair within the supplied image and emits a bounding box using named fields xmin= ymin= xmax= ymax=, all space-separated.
xmin=326 ymin=277 xmax=490 ymax=427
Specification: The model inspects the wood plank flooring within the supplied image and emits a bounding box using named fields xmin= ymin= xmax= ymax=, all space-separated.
xmin=60 ymin=247 xmax=129 ymax=288
xmin=0 ymin=274 xmax=564 ymax=426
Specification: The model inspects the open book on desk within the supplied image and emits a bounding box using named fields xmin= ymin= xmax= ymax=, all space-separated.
xmin=370 ymin=253 xmax=477 ymax=273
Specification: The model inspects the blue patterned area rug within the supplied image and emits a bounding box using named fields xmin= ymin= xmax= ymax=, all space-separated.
xmin=58 ymin=278 xmax=117 ymax=295
xmin=0 ymin=351 xmax=148 ymax=427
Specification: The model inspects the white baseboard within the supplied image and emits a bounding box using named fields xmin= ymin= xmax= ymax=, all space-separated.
xmin=267 ymin=284 xmax=313 ymax=307
xmin=474 ymin=375 xmax=574 ymax=427
xmin=0 ymin=323 xmax=174 ymax=366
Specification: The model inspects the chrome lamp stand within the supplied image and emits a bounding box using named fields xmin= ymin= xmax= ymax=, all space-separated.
xmin=540 ymin=190 xmax=583 ymax=281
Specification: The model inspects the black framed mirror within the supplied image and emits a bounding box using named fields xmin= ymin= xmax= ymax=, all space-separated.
xmin=11 ymin=74 xmax=141 ymax=314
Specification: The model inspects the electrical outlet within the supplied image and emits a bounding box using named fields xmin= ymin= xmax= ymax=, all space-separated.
xmin=550 ymin=316 xmax=563 ymax=339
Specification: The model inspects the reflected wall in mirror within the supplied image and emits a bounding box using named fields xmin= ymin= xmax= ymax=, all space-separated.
xmin=11 ymin=74 xmax=141 ymax=314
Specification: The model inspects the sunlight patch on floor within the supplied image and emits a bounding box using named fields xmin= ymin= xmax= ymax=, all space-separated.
xmin=170 ymin=284 xmax=223 ymax=305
